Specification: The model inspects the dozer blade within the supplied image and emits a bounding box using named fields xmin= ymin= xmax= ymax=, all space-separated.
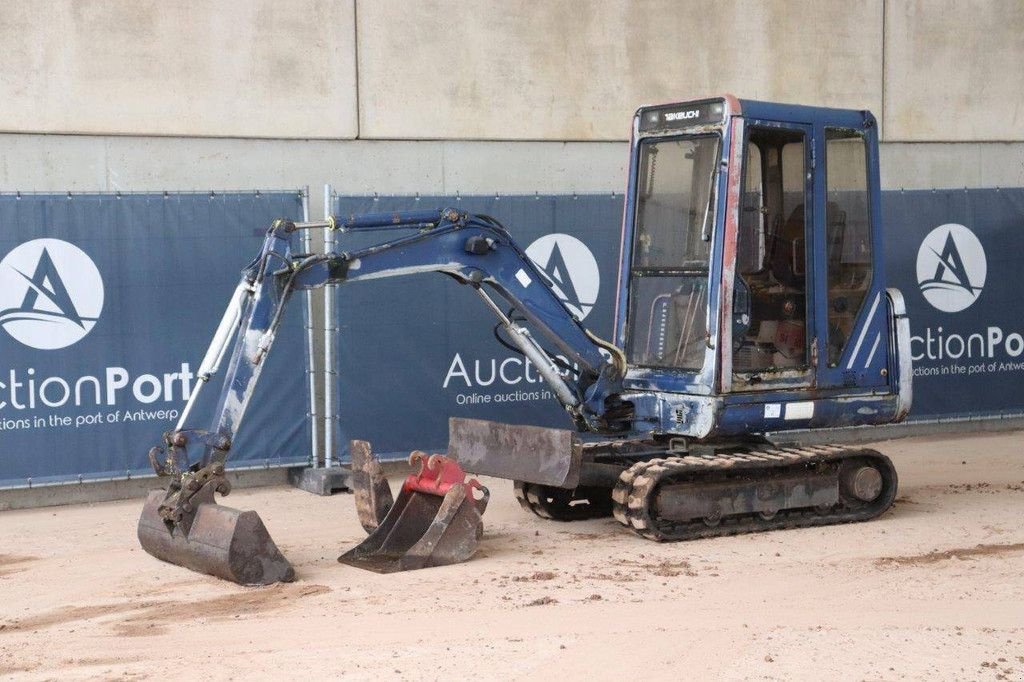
xmin=448 ymin=417 xmax=582 ymax=488
xmin=137 ymin=469 xmax=295 ymax=585
xmin=339 ymin=451 xmax=489 ymax=574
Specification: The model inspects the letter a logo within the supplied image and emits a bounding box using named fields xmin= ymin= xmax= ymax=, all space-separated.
xmin=525 ymin=234 xmax=600 ymax=320
xmin=916 ymin=224 xmax=986 ymax=313
xmin=0 ymin=239 xmax=104 ymax=349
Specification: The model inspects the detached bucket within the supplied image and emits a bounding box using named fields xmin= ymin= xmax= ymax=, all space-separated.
xmin=349 ymin=439 xmax=395 ymax=533
xmin=138 ymin=479 xmax=295 ymax=585
xmin=339 ymin=451 xmax=489 ymax=573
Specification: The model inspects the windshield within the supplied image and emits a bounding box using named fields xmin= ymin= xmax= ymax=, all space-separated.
xmin=627 ymin=134 xmax=720 ymax=371
xmin=633 ymin=135 xmax=720 ymax=269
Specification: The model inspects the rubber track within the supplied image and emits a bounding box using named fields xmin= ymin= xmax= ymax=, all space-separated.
xmin=610 ymin=444 xmax=897 ymax=541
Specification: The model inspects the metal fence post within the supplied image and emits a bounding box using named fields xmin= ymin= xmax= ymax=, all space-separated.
xmin=300 ymin=187 xmax=321 ymax=468
xmin=323 ymin=184 xmax=337 ymax=467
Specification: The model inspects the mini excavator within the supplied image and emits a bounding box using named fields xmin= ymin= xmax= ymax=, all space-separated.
xmin=138 ymin=96 xmax=912 ymax=584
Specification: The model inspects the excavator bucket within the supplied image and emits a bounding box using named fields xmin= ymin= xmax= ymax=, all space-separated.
xmin=137 ymin=466 xmax=295 ymax=585
xmin=339 ymin=449 xmax=489 ymax=573
xmin=349 ymin=439 xmax=395 ymax=533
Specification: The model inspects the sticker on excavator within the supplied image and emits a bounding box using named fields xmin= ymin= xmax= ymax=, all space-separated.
xmin=339 ymin=449 xmax=489 ymax=574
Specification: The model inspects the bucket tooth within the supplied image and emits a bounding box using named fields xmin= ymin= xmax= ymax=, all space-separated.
xmin=137 ymin=469 xmax=295 ymax=585
xmin=339 ymin=451 xmax=488 ymax=573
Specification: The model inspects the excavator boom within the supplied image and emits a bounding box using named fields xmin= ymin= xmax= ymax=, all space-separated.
xmin=157 ymin=208 xmax=624 ymax=479
xmin=139 ymin=207 xmax=626 ymax=583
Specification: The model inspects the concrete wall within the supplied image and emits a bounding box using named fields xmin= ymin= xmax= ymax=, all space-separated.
xmin=357 ymin=0 xmax=883 ymax=140
xmin=0 ymin=1 xmax=1022 ymax=195
xmin=0 ymin=0 xmax=357 ymax=138
xmin=3 ymin=134 xmax=1023 ymax=203
xmin=0 ymin=135 xmax=629 ymax=200
xmin=884 ymin=1 xmax=1024 ymax=142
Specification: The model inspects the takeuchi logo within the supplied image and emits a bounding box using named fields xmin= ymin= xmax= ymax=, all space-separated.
xmin=0 ymin=238 xmax=104 ymax=349
xmin=916 ymin=224 xmax=986 ymax=313
xmin=524 ymin=234 xmax=600 ymax=321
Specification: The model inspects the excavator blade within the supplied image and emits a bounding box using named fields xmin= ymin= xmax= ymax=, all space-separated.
xmin=447 ymin=417 xmax=582 ymax=488
xmin=137 ymin=489 xmax=295 ymax=586
xmin=339 ymin=451 xmax=489 ymax=573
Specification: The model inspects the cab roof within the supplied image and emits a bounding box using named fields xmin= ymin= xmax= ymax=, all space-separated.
xmin=635 ymin=95 xmax=876 ymax=130
xmin=735 ymin=96 xmax=876 ymax=129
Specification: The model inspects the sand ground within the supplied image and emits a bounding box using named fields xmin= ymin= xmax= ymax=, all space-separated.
xmin=0 ymin=431 xmax=1022 ymax=681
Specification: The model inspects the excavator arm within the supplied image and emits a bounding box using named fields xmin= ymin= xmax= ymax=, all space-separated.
xmin=138 ymin=208 xmax=627 ymax=583
xmin=150 ymin=207 xmax=624 ymax=482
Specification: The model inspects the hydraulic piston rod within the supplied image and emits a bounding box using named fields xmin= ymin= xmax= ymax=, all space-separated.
xmin=473 ymin=286 xmax=580 ymax=409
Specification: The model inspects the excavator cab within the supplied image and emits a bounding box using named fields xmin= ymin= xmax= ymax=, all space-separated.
xmin=494 ymin=97 xmax=912 ymax=538
xmin=613 ymin=96 xmax=911 ymax=439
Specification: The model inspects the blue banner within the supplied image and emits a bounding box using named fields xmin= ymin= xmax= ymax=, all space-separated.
xmin=329 ymin=195 xmax=623 ymax=459
xmin=883 ymin=188 xmax=1024 ymax=419
xmin=0 ymin=192 xmax=311 ymax=488
xmin=330 ymin=190 xmax=1024 ymax=460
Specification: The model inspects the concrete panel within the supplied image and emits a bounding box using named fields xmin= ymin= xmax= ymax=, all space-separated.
xmin=357 ymin=0 xmax=883 ymax=140
xmin=0 ymin=135 xmax=108 ymax=190
xmin=101 ymin=138 xmax=629 ymax=196
xmin=884 ymin=2 xmax=1024 ymax=141
xmin=100 ymin=138 xmax=447 ymax=198
xmin=0 ymin=1 xmax=357 ymax=138
xmin=438 ymin=141 xmax=627 ymax=194
xmin=3 ymin=133 xmax=1020 ymax=201
xmin=880 ymin=143 xmax=1024 ymax=190
xmin=0 ymin=135 xmax=628 ymax=211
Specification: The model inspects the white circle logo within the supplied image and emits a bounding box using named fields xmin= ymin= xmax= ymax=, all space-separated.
xmin=0 ymin=238 xmax=104 ymax=349
xmin=916 ymin=224 xmax=986 ymax=313
xmin=525 ymin=234 xmax=600 ymax=320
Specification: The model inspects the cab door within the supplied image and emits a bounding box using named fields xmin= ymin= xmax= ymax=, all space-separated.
xmin=729 ymin=120 xmax=816 ymax=392
xmin=812 ymin=123 xmax=889 ymax=390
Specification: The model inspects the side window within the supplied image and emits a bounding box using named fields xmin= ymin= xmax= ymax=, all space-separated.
xmin=824 ymin=128 xmax=872 ymax=367
xmin=737 ymin=143 xmax=763 ymax=274
xmin=734 ymin=127 xmax=809 ymax=377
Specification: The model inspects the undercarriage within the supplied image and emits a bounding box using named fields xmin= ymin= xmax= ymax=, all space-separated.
xmin=514 ymin=440 xmax=897 ymax=541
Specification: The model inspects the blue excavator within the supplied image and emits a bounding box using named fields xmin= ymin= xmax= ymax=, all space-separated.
xmin=138 ymin=95 xmax=913 ymax=584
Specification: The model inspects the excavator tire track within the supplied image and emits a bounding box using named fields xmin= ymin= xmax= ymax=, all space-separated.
xmin=610 ymin=445 xmax=897 ymax=541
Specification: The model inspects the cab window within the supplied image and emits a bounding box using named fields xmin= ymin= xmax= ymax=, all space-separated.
xmin=734 ymin=126 xmax=810 ymax=377
xmin=824 ymin=128 xmax=872 ymax=367
xmin=626 ymin=135 xmax=721 ymax=371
